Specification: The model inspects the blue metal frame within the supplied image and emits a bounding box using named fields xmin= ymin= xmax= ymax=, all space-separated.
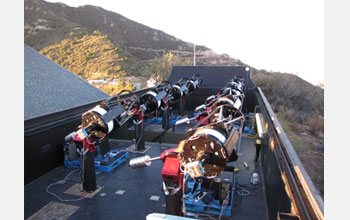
xmin=64 ymin=150 xmax=129 ymax=173
xmin=184 ymin=175 xmax=236 ymax=217
xmin=146 ymin=115 xmax=182 ymax=126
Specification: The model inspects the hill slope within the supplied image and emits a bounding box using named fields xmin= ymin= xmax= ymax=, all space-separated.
xmin=24 ymin=0 xmax=324 ymax=117
xmin=252 ymin=71 xmax=324 ymax=121
xmin=24 ymin=0 xmax=323 ymax=114
xmin=39 ymin=31 xmax=126 ymax=79
xmin=24 ymin=0 xmax=209 ymax=60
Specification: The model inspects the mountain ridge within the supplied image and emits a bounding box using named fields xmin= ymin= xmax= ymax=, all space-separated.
xmin=24 ymin=0 xmax=250 ymax=68
xmin=24 ymin=0 xmax=208 ymax=58
xmin=24 ymin=0 xmax=323 ymax=108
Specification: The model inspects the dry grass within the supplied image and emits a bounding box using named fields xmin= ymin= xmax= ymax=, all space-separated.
xmin=252 ymin=72 xmax=324 ymax=123
xmin=298 ymin=150 xmax=324 ymax=199
xmin=307 ymin=115 xmax=324 ymax=136
xmin=39 ymin=31 xmax=127 ymax=80
xmin=289 ymin=121 xmax=302 ymax=133
xmin=91 ymin=81 xmax=135 ymax=96
xmin=277 ymin=114 xmax=324 ymax=198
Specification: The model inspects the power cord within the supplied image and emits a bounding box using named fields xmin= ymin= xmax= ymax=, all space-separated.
xmin=218 ymin=191 xmax=231 ymax=219
xmin=47 ymin=145 xmax=89 ymax=202
xmin=46 ymin=168 xmax=88 ymax=202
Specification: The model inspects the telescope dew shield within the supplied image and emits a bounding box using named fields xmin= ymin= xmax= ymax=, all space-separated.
xmin=81 ymin=105 xmax=115 ymax=140
xmin=170 ymin=75 xmax=201 ymax=103
xmin=100 ymin=105 xmax=124 ymax=126
xmin=139 ymin=90 xmax=167 ymax=114
xmin=172 ymin=85 xmax=183 ymax=101
xmin=178 ymin=126 xmax=235 ymax=177
xmin=190 ymin=79 xmax=199 ymax=90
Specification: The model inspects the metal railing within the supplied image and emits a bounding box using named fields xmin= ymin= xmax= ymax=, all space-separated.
xmin=257 ymin=87 xmax=324 ymax=220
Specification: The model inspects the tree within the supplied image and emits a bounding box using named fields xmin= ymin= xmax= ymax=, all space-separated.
xmin=146 ymin=52 xmax=192 ymax=84
xmin=92 ymin=81 xmax=135 ymax=96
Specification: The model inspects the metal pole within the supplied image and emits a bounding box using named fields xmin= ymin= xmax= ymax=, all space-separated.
xmin=193 ymin=43 xmax=196 ymax=66
xmin=135 ymin=120 xmax=145 ymax=151
xmin=179 ymin=96 xmax=185 ymax=117
xmin=162 ymin=107 xmax=170 ymax=130
xmin=82 ymin=150 xmax=97 ymax=192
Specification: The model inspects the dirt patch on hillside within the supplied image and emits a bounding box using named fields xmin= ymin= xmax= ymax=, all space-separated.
xmin=298 ymin=150 xmax=324 ymax=199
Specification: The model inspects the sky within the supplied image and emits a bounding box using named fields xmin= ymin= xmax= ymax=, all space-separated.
xmin=45 ymin=0 xmax=324 ymax=85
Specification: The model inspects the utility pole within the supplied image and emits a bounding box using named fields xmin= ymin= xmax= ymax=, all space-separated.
xmin=193 ymin=43 xmax=196 ymax=66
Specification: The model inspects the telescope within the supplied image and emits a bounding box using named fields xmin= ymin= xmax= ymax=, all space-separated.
xmin=129 ymin=76 xmax=246 ymax=178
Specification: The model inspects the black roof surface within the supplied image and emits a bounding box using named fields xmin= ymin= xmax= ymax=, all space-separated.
xmin=24 ymin=44 xmax=109 ymax=121
xmin=24 ymin=138 xmax=268 ymax=220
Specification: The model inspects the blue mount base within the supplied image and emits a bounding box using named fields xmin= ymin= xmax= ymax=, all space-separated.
xmin=184 ymin=176 xmax=236 ymax=217
xmin=146 ymin=115 xmax=182 ymax=126
xmin=64 ymin=150 xmax=129 ymax=173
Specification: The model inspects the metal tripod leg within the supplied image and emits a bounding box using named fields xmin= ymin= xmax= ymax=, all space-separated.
xmin=179 ymin=96 xmax=185 ymax=117
xmin=135 ymin=120 xmax=145 ymax=151
xmin=162 ymin=107 xmax=170 ymax=129
xmin=82 ymin=150 xmax=97 ymax=192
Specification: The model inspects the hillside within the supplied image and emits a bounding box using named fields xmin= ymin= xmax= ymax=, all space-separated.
xmin=252 ymin=71 xmax=324 ymax=121
xmin=38 ymin=30 xmax=136 ymax=95
xmin=24 ymin=0 xmax=209 ymax=60
xmin=252 ymin=71 xmax=324 ymax=197
xmin=24 ymin=0 xmax=324 ymax=126
xmin=40 ymin=31 xmax=126 ymax=79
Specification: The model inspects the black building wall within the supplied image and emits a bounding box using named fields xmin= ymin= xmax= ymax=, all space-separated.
xmin=24 ymin=103 xmax=101 ymax=184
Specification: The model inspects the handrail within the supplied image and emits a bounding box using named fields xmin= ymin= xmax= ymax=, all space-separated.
xmin=257 ymin=87 xmax=324 ymax=220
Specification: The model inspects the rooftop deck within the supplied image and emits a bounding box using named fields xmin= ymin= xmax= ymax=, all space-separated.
xmin=24 ymin=64 xmax=324 ymax=220
xmin=25 ymin=135 xmax=268 ymax=220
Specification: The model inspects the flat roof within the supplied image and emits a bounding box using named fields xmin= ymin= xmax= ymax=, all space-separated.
xmin=25 ymin=137 xmax=268 ymax=220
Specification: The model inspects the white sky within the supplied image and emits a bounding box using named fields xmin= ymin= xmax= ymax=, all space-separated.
xmin=45 ymin=0 xmax=324 ymax=85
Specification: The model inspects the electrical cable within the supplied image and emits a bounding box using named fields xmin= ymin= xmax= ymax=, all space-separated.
xmin=46 ymin=168 xmax=88 ymax=202
xmin=237 ymin=182 xmax=262 ymax=191
xmin=47 ymin=141 xmax=91 ymax=202
xmin=243 ymin=107 xmax=258 ymax=138
xmin=243 ymin=134 xmax=258 ymax=139
xmin=218 ymin=190 xmax=231 ymax=219
xmin=181 ymin=169 xmax=189 ymax=216
xmin=61 ymin=160 xmax=79 ymax=194
xmin=234 ymin=181 xmax=264 ymax=198
xmin=232 ymin=190 xmax=242 ymax=208
xmin=80 ymin=140 xmax=90 ymax=193
xmin=192 ymin=108 xmax=220 ymax=130
xmin=207 ymin=178 xmax=215 ymax=220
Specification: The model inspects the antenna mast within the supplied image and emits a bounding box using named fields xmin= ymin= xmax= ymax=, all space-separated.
xmin=193 ymin=43 xmax=196 ymax=66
